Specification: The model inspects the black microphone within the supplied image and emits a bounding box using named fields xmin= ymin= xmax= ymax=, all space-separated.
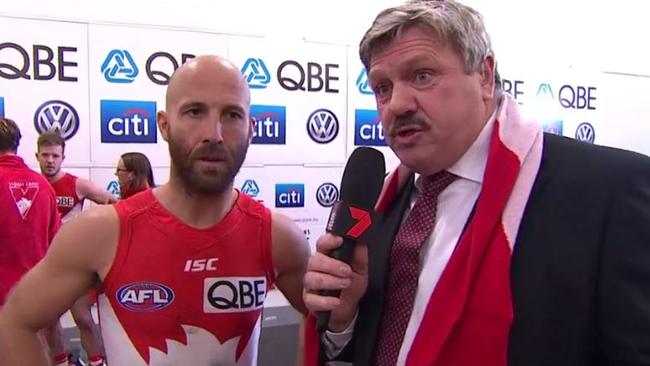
xmin=316 ymin=146 xmax=386 ymax=331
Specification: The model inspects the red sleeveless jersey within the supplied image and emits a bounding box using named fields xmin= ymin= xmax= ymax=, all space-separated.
xmin=98 ymin=189 xmax=275 ymax=366
xmin=50 ymin=173 xmax=82 ymax=222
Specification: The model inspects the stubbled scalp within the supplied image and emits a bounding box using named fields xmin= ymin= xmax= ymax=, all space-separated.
xmin=165 ymin=55 xmax=250 ymax=111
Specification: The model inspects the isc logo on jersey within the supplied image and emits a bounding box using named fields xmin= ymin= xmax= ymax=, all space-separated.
xmin=100 ymin=100 xmax=157 ymax=143
xmin=204 ymin=277 xmax=266 ymax=313
xmin=117 ymin=282 xmax=174 ymax=312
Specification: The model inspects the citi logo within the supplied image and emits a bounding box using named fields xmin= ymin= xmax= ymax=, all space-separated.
xmin=275 ymin=183 xmax=304 ymax=208
xmin=354 ymin=109 xmax=386 ymax=146
xmin=100 ymin=100 xmax=157 ymax=143
xmin=250 ymin=105 xmax=286 ymax=145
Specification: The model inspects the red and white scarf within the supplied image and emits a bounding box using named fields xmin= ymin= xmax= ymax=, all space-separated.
xmin=305 ymin=94 xmax=544 ymax=366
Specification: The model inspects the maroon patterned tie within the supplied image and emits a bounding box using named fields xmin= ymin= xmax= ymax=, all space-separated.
xmin=374 ymin=171 xmax=457 ymax=366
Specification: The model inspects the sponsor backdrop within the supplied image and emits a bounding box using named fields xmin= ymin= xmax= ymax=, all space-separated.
xmin=1 ymin=15 xmax=648 ymax=258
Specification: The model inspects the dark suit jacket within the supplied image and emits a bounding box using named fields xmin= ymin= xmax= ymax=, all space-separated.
xmin=331 ymin=134 xmax=650 ymax=365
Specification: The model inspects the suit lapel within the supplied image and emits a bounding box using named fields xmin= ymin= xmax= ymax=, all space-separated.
xmin=354 ymin=174 xmax=415 ymax=365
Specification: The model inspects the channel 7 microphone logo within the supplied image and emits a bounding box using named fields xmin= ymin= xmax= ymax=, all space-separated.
xmin=354 ymin=109 xmax=387 ymax=146
xmin=100 ymin=100 xmax=157 ymax=143
xmin=250 ymin=105 xmax=286 ymax=144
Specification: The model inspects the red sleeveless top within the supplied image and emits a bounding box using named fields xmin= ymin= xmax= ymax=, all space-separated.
xmin=98 ymin=189 xmax=274 ymax=366
xmin=50 ymin=173 xmax=82 ymax=221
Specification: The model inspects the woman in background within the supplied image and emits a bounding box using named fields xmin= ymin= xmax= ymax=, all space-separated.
xmin=115 ymin=152 xmax=155 ymax=199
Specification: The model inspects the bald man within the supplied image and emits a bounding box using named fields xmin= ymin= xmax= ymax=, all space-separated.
xmin=0 ymin=55 xmax=310 ymax=366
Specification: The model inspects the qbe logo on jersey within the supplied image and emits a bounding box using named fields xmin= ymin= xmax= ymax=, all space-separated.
xmin=34 ymin=100 xmax=79 ymax=140
xmin=0 ymin=97 xmax=4 ymax=117
xmin=204 ymin=277 xmax=266 ymax=313
xmin=100 ymin=100 xmax=157 ymax=143
xmin=250 ymin=105 xmax=286 ymax=144
xmin=355 ymin=109 xmax=386 ymax=146
xmin=275 ymin=183 xmax=304 ymax=208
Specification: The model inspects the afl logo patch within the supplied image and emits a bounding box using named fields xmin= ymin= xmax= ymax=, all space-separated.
xmin=116 ymin=282 xmax=174 ymax=312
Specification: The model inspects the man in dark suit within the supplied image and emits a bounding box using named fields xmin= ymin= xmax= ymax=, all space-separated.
xmin=302 ymin=1 xmax=650 ymax=365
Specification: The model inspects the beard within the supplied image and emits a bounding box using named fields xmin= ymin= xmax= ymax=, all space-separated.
xmin=41 ymin=165 xmax=60 ymax=178
xmin=168 ymin=134 xmax=249 ymax=197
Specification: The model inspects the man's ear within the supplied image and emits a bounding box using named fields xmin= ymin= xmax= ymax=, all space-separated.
xmin=479 ymin=54 xmax=496 ymax=100
xmin=157 ymin=110 xmax=170 ymax=142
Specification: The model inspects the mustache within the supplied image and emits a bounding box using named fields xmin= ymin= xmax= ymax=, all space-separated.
xmin=389 ymin=113 xmax=430 ymax=136
xmin=190 ymin=143 xmax=228 ymax=160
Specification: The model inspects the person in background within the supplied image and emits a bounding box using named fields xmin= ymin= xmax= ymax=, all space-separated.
xmin=35 ymin=131 xmax=114 ymax=366
xmin=302 ymin=1 xmax=650 ymax=365
xmin=0 ymin=55 xmax=310 ymax=366
xmin=0 ymin=118 xmax=63 ymax=364
xmin=115 ymin=152 xmax=155 ymax=199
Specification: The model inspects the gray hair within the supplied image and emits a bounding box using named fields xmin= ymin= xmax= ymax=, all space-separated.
xmin=359 ymin=0 xmax=494 ymax=75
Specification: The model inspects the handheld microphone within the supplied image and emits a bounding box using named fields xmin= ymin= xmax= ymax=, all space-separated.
xmin=316 ymin=147 xmax=385 ymax=331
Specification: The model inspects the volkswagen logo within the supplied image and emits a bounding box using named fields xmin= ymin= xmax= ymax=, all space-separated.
xmin=575 ymin=122 xmax=595 ymax=144
xmin=307 ymin=109 xmax=339 ymax=144
xmin=34 ymin=100 xmax=80 ymax=140
xmin=316 ymin=182 xmax=339 ymax=207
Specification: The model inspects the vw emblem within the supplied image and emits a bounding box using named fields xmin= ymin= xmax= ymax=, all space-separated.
xmin=316 ymin=182 xmax=339 ymax=207
xmin=34 ymin=100 xmax=80 ymax=140
xmin=575 ymin=122 xmax=595 ymax=144
xmin=307 ymin=109 xmax=339 ymax=144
